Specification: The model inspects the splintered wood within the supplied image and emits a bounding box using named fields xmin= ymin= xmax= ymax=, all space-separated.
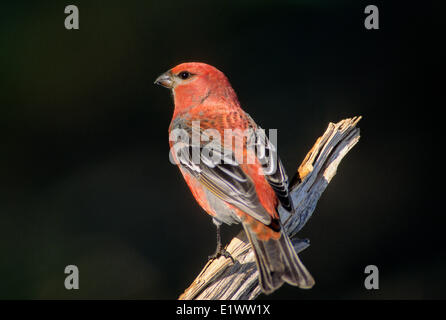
xmin=178 ymin=116 xmax=362 ymax=300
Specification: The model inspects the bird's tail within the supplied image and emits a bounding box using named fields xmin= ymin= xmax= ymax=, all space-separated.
xmin=242 ymin=223 xmax=315 ymax=294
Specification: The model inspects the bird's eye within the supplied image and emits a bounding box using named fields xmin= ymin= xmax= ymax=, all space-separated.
xmin=178 ymin=71 xmax=191 ymax=80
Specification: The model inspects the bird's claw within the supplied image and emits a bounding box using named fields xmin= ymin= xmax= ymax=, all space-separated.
xmin=208 ymin=248 xmax=235 ymax=263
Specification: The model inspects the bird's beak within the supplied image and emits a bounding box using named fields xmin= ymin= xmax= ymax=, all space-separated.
xmin=154 ymin=71 xmax=174 ymax=89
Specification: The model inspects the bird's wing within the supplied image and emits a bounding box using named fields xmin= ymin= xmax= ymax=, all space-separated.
xmin=265 ymin=157 xmax=294 ymax=212
xmin=170 ymin=117 xmax=273 ymax=225
xmin=244 ymin=114 xmax=294 ymax=212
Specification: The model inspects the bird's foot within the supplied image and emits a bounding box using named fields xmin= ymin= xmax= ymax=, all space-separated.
xmin=208 ymin=247 xmax=235 ymax=263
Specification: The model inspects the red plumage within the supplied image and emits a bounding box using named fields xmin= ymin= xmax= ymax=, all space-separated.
xmin=155 ymin=62 xmax=314 ymax=293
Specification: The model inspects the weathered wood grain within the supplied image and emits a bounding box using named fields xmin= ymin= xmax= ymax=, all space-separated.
xmin=178 ymin=116 xmax=361 ymax=300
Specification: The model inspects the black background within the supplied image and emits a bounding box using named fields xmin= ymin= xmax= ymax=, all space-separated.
xmin=0 ymin=0 xmax=442 ymax=299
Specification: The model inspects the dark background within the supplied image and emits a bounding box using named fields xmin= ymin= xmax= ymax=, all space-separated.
xmin=0 ymin=0 xmax=442 ymax=299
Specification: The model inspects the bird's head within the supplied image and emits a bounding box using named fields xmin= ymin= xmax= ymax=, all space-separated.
xmin=154 ymin=62 xmax=238 ymax=111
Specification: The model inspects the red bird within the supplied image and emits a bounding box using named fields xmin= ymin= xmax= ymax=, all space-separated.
xmin=155 ymin=62 xmax=314 ymax=293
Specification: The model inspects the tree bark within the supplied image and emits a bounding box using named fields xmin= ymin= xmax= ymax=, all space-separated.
xmin=178 ymin=116 xmax=362 ymax=300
